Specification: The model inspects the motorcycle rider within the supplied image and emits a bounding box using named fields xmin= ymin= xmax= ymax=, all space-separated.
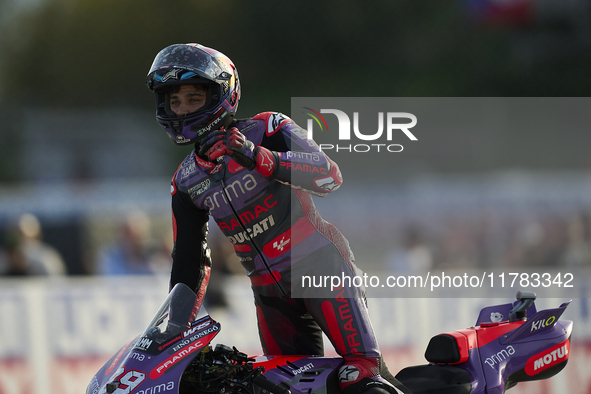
xmin=146 ymin=43 xmax=410 ymax=394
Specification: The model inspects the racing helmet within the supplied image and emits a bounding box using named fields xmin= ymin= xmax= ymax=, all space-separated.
xmin=146 ymin=43 xmax=241 ymax=146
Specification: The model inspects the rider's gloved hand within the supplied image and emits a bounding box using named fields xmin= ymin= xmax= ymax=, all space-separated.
xmin=199 ymin=127 xmax=277 ymax=177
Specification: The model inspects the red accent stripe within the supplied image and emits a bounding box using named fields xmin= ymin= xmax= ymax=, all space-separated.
xmin=252 ymin=112 xmax=290 ymax=136
xmin=327 ymin=157 xmax=343 ymax=187
xmin=251 ymin=271 xmax=282 ymax=286
xmin=233 ymin=244 xmax=252 ymax=252
xmin=228 ymin=159 xmax=245 ymax=173
xmin=194 ymin=265 xmax=210 ymax=318
xmin=252 ymin=112 xmax=273 ymax=126
xmin=434 ymin=331 xmax=474 ymax=364
xmin=194 ymin=152 xmax=215 ymax=169
xmin=321 ymin=301 xmax=347 ymax=355
xmin=262 ymin=218 xmax=316 ymax=258
xmin=105 ymin=339 xmax=134 ymax=375
xmin=256 ymin=306 xmax=283 ymax=355
xmin=171 ymin=169 xmax=179 ymax=242
xmin=252 ymin=355 xmax=308 ymax=371
xmin=171 ymin=168 xmax=179 ymax=196
xmin=477 ymin=321 xmax=525 ymax=347
xmin=434 ymin=320 xmax=526 ymax=360
xmin=172 ymin=208 xmax=177 ymax=243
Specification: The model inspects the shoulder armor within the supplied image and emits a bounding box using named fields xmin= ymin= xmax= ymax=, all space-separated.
xmin=253 ymin=112 xmax=292 ymax=136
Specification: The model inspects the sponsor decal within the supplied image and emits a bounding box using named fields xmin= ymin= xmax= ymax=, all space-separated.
xmin=225 ymin=215 xmax=275 ymax=244
xmin=286 ymin=151 xmax=321 ymax=162
xmin=273 ymin=237 xmax=290 ymax=251
xmin=180 ymin=162 xmax=197 ymax=179
xmin=280 ymin=162 xmax=328 ymax=174
xmin=203 ymin=174 xmax=258 ymax=211
xmin=262 ymin=218 xmax=315 ymax=258
xmin=256 ymin=148 xmax=276 ymax=176
xmin=290 ymin=363 xmax=315 ymax=375
xmin=484 ymin=345 xmax=516 ymax=369
xmin=135 ymin=382 xmax=175 ymax=394
xmin=531 ymin=316 xmax=556 ymax=332
xmin=129 ymin=352 xmax=147 ymax=362
xmin=149 ymin=331 xmax=219 ymax=379
xmin=134 ymin=337 xmax=153 ymax=352
xmin=99 ymin=367 xmax=146 ymax=394
xmin=525 ymin=339 xmax=570 ymax=376
xmin=238 ymin=122 xmax=257 ymax=134
xmin=218 ymin=194 xmax=277 ymax=232
xmin=194 ymin=154 xmax=216 ymax=169
xmin=189 ymin=179 xmax=211 ymax=199
xmin=338 ymin=365 xmax=360 ymax=382
xmin=176 ymin=135 xmax=191 ymax=144
xmin=334 ymin=288 xmax=362 ymax=355
xmin=219 ymin=71 xmax=231 ymax=80
xmin=490 ymin=312 xmax=504 ymax=323
xmin=88 ymin=376 xmax=100 ymax=394
xmin=268 ymin=113 xmax=290 ymax=134
xmin=209 ymin=164 xmax=224 ymax=175
xmin=314 ymin=177 xmax=340 ymax=192
xmin=173 ymin=325 xmax=220 ymax=352
xmin=182 ymin=320 xmax=213 ymax=338
xmin=263 ymin=235 xmax=290 ymax=257
xmin=197 ymin=108 xmax=225 ymax=136
xmin=160 ymin=69 xmax=182 ymax=82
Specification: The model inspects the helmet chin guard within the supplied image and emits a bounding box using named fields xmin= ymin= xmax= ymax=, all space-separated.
xmin=146 ymin=44 xmax=241 ymax=145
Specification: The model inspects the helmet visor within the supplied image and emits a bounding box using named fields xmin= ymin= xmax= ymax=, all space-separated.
xmin=147 ymin=44 xmax=222 ymax=84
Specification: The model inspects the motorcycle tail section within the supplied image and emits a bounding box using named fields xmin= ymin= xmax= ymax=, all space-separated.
xmin=395 ymin=293 xmax=573 ymax=394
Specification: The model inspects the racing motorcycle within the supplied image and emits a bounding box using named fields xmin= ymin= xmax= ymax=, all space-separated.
xmin=86 ymin=283 xmax=573 ymax=394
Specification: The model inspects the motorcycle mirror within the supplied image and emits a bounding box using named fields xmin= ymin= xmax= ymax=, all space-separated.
xmin=509 ymin=291 xmax=537 ymax=322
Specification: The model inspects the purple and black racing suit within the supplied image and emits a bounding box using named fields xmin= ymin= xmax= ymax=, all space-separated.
xmin=169 ymin=112 xmax=406 ymax=394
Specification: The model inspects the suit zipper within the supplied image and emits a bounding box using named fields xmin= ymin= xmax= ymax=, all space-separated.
xmin=220 ymin=177 xmax=287 ymax=295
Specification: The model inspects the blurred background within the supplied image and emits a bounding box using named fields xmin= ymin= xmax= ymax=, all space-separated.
xmin=2 ymin=0 xmax=591 ymax=276
xmin=1 ymin=0 xmax=591 ymax=393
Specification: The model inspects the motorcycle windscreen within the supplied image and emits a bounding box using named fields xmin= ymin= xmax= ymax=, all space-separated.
xmin=86 ymin=283 xmax=219 ymax=394
xmin=134 ymin=283 xmax=209 ymax=354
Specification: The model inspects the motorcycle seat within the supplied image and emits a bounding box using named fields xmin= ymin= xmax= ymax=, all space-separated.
xmin=424 ymin=330 xmax=477 ymax=365
xmin=395 ymin=365 xmax=471 ymax=394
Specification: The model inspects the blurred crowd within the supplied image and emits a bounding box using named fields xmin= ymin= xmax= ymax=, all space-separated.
xmin=1 ymin=207 xmax=590 ymax=306
xmin=0 ymin=211 xmax=242 ymax=309
xmin=385 ymin=210 xmax=591 ymax=274
xmin=0 ymin=213 xmax=66 ymax=276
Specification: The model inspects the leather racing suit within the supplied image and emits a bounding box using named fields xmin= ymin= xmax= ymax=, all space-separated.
xmin=169 ymin=112 xmax=407 ymax=394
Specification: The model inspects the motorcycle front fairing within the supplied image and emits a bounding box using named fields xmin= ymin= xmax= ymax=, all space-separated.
xmin=86 ymin=283 xmax=220 ymax=394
